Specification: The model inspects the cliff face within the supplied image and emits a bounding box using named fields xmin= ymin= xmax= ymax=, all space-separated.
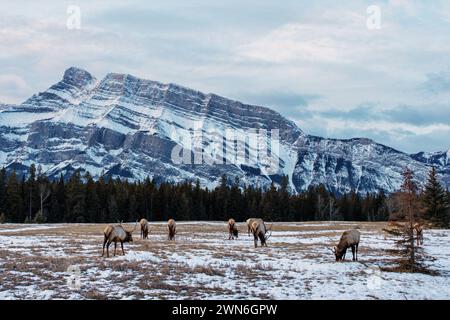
xmin=0 ymin=67 xmax=447 ymax=193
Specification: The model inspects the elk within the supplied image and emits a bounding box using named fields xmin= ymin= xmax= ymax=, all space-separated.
xmin=246 ymin=218 xmax=263 ymax=236
xmin=413 ymin=223 xmax=424 ymax=246
xmin=250 ymin=220 xmax=272 ymax=248
xmin=228 ymin=218 xmax=239 ymax=240
xmin=102 ymin=222 xmax=137 ymax=258
xmin=331 ymin=228 xmax=360 ymax=261
xmin=139 ymin=218 xmax=150 ymax=239
xmin=167 ymin=218 xmax=176 ymax=240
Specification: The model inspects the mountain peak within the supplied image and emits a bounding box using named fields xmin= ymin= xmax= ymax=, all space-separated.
xmin=62 ymin=67 xmax=96 ymax=88
xmin=2 ymin=67 xmax=448 ymax=194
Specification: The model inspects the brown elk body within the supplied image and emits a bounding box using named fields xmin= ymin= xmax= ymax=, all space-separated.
xmin=250 ymin=220 xmax=271 ymax=248
xmin=332 ymin=229 xmax=360 ymax=261
xmin=139 ymin=218 xmax=150 ymax=239
xmin=102 ymin=223 xmax=137 ymax=258
xmin=413 ymin=223 xmax=424 ymax=246
xmin=246 ymin=218 xmax=263 ymax=236
xmin=167 ymin=219 xmax=176 ymax=240
xmin=228 ymin=218 xmax=238 ymax=240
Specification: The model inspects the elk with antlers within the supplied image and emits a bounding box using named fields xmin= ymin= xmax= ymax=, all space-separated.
xmin=102 ymin=222 xmax=137 ymax=258
xmin=228 ymin=218 xmax=239 ymax=240
xmin=330 ymin=228 xmax=360 ymax=261
xmin=250 ymin=219 xmax=272 ymax=248
xmin=167 ymin=218 xmax=176 ymax=240
xmin=139 ymin=218 xmax=150 ymax=239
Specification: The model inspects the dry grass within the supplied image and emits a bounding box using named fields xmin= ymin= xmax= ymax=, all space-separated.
xmin=0 ymin=221 xmax=446 ymax=300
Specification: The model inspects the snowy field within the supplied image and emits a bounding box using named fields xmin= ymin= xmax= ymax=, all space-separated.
xmin=0 ymin=221 xmax=449 ymax=300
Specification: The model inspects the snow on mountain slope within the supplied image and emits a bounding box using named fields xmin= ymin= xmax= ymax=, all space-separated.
xmin=411 ymin=149 xmax=450 ymax=189
xmin=0 ymin=67 xmax=448 ymax=193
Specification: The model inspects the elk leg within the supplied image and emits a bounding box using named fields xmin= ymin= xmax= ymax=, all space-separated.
xmin=106 ymin=241 xmax=111 ymax=258
xmin=356 ymin=243 xmax=359 ymax=261
xmin=114 ymin=242 xmax=117 ymax=256
xmin=351 ymin=245 xmax=355 ymax=261
xmin=121 ymin=241 xmax=125 ymax=255
xmin=102 ymin=236 xmax=107 ymax=257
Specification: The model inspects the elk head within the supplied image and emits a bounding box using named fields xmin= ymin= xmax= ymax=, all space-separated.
xmin=125 ymin=221 xmax=138 ymax=242
xmin=264 ymin=223 xmax=273 ymax=241
xmin=329 ymin=246 xmax=343 ymax=261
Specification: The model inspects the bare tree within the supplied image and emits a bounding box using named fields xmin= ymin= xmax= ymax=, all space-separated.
xmin=384 ymin=193 xmax=402 ymax=220
xmin=400 ymin=168 xmax=418 ymax=265
xmin=327 ymin=197 xmax=338 ymax=221
xmin=316 ymin=194 xmax=327 ymax=220
xmin=37 ymin=183 xmax=51 ymax=222
xmin=383 ymin=168 xmax=423 ymax=271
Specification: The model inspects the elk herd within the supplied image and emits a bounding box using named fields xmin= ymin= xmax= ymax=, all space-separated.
xmin=101 ymin=218 xmax=426 ymax=261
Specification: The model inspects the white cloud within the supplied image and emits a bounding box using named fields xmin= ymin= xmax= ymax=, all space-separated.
xmin=236 ymin=23 xmax=341 ymax=63
xmin=0 ymin=74 xmax=31 ymax=103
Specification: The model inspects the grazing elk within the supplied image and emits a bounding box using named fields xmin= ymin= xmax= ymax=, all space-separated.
xmin=246 ymin=218 xmax=263 ymax=236
xmin=139 ymin=218 xmax=150 ymax=239
xmin=228 ymin=218 xmax=239 ymax=240
xmin=250 ymin=220 xmax=272 ymax=248
xmin=167 ymin=219 xmax=176 ymax=240
xmin=102 ymin=222 xmax=137 ymax=258
xmin=413 ymin=223 xmax=424 ymax=246
xmin=331 ymin=228 xmax=361 ymax=261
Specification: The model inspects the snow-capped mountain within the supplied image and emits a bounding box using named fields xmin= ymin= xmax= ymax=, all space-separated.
xmin=411 ymin=150 xmax=450 ymax=188
xmin=0 ymin=103 xmax=10 ymax=112
xmin=0 ymin=67 xmax=448 ymax=194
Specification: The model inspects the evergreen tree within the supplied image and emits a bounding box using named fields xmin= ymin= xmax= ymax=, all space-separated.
xmin=279 ymin=175 xmax=291 ymax=220
xmin=0 ymin=168 xmax=7 ymax=216
xmin=26 ymin=164 xmax=37 ymax=221
xmin=84 ymin=172 xmax=100 ymax=222
xmin=228 ymin=176 xmax=242 ymax=220
xmin=6 ymin=170 xmax=23 ymax=222
xmin=49 ymin=174 xmax=66 ymax=222
xmin=65 ymin=171 xmax=85 ymax=222
xmin=215 ymin=174 xmax=229 ymax=221
xmin=422 ymin=166 xmax=449 ymax=227
xmin=1 ymin=161 xmax=445 ymax=224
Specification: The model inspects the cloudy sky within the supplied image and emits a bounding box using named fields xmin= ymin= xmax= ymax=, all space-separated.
xmin=1 ymin=0 xmax=450 ymax=153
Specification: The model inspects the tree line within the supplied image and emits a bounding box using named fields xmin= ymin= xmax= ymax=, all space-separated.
xmin=0 ymin=164 xmax=448 ymax=226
